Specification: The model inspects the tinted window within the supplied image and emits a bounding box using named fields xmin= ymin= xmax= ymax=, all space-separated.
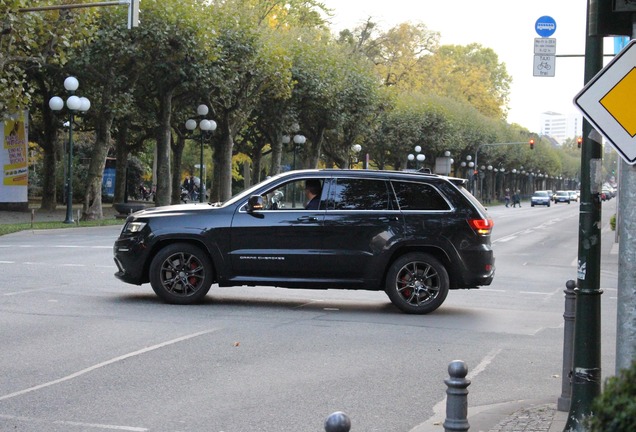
xmin=260 ymin=178 xmax=325 ymax=210
xmin=392 ymin=180 xmax=450 ymax=211
xmin=329 ymin=178 xmax=392 ymax=210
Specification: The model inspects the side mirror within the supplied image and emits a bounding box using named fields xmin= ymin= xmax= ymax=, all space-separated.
xmin=246 ymin=195 xmax=265 ymax=212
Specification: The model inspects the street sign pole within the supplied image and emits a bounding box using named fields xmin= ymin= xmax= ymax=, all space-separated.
xmin=615 ymin=15 xmax=636 ymax=375
xmin=565 ymin=1 xmax=604 ymax=430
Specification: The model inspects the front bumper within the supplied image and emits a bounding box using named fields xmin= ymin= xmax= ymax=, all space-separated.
xmin=113 ymin=235 xmax=151 ymax=285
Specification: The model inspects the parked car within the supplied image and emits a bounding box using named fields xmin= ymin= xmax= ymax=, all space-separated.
xmin=531 ymin=190 xmax=551 ymax=207
xmin=554 ymin=190 xmax=571 ymax=204
xmin=113 ymin=169 xmax=495 ymax=314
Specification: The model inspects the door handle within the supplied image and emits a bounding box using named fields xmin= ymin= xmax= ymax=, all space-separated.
xmin=297 ymin=216 xmax=318 ymax=222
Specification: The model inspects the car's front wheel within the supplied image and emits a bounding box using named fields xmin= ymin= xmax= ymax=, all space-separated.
xmin=385 ymin=253 xmax=449 ymax=314
xmin=149 ymin=243 xmax=213 ymax=304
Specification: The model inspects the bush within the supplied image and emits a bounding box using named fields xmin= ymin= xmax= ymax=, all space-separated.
xmin=610 ymin=213 xmax=616 ymax=231
xmin=586 ymin=359 xmax=636 ymax=431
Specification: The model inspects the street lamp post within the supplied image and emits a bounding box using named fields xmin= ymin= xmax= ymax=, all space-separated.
xmin=49 ymin=76 xmax=90 ymax=224
xmin=408 ymin=145 xmax=425 ymax=170
xmin=460 ymin=155 xmax=474 ymax=193
xmin=487 ymin=165 xmax=493 ymax=203
xmin=350 ymin=144 xmax=362 ymax=168
xmin=292 ymin=134 xmax=306 ymax=170
xmin=186 ymin=104 xmax=217 ymax=202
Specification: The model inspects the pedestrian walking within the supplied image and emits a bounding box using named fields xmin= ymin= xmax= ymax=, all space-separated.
xmin=512 ymin=190 xmax=521 ymax=207
xmin=504 ymin=188 xmax=511 ymax=207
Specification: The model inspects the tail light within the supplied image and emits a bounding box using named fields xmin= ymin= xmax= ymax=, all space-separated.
xmin=468 ymin=218 xmax=494 ymax=236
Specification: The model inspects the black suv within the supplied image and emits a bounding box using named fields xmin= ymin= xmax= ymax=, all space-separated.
xmin=114 ymin=169 xmax=495 ymax=314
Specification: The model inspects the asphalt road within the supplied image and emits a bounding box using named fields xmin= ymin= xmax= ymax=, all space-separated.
xmin=0 ymin=199 xmax=619 ymax=431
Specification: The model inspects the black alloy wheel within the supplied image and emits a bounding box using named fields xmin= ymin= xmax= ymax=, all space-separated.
xmin=149 ymin=243 xmax=213 ymax=304
xmin=385 ymin=253 xmax=449 ymax=314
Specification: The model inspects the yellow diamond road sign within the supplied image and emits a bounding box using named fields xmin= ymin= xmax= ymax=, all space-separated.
xmin=574 ymin=40 xmax=636 ymax=165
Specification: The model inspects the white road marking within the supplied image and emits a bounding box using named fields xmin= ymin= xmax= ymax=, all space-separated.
xmin=0 ymin=414 xmax=147 ymax=431
xmin=0 ymin=329 xmax=218 ymax=402
xmin=3 ymin=288 xmax=50 ymax=296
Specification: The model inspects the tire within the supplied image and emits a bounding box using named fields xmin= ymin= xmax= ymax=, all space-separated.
xmin=531 ymin=203 xmax=535 ymax=207
xmin=149 ymin=243 xmax=213 ymax=304
xmin=385 ymin=253 xmax=449 ymax=314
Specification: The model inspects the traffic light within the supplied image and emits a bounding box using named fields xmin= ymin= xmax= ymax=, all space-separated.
xmin=592 ymin=0 xmax=632 ymax=36
xmin=529 ymin=139 xmax=534 ymax=150
xmin=614 ymin=0 xmax=636 ymax=12
xmin=577 ymin=137 xmax=582 ymax=149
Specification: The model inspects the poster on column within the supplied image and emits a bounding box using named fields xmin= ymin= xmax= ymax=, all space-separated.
xmin=1 ymin=111 xmax=29 ymax=203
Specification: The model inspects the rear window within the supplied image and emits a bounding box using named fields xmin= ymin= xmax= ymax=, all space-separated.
xmin=328 ymin=178 xmax=394 ymax=210
xmin=391 ymin=180 xmax=450 ymax=211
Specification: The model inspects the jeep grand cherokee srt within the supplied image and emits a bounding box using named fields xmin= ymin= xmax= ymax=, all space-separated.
xmin=114 ymin=169 xmax=495 ymax=314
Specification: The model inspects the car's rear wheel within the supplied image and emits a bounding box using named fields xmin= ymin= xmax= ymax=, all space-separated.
xmin=149 ymin=243 xmax=213 ymax=304
xmin=385 ymin=253 xmax=449 ymax=314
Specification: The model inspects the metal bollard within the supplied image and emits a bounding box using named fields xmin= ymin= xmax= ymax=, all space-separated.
xmin=324 ymin=411 xmax=351 ymax=432
xmin=443 ymin=360 xmax=471 ymax=432
xmin=557 ymin=279 xmax=577 ymax=411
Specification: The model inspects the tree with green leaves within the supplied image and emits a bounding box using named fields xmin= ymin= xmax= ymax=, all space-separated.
xmin=420 ymin=43 xmax=511 ymax=120
xmin=15 ymin=3 xmax=98 ymax=211
xmin=68 ymin=7 xmax=143 ymax=220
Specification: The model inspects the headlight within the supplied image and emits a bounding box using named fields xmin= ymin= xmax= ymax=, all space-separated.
xmin=123 ymin=221 xmax=147 ymax=233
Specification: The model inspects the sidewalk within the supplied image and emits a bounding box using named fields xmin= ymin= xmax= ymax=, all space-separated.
xmin=412 ymin=399 xmax=568 ymax=432
xmin=0 ymin=203 xmax=119 ymax=224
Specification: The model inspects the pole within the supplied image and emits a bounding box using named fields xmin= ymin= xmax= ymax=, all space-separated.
xmin=199 ymin=134 xmax=204 ymax=203
xmin=19 ymin=1 xmax=128 ymax=12
xmin=64 ymin=112 xmax=75 ymax=224
xmin=565 ymin=0 xmax=604 ymax=428
xmin=615 ymin=14 xmax=636 ymax=374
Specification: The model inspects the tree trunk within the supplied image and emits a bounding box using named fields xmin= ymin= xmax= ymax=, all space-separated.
xmin=219 ymin=120 xmax=234 ymax=201
xmin=155 ymin=89 xmax=173 ymax=207
xmin=82 ymin=112 xmax=114 ymax=220
xmin=210 ymin=139 xmax=222 ymax=203
xmin=40 ymin=146 xmax=58 ymax=210
xmin=171 ymin=133 xmax=186 ymax=204
xmin=269 ymin=132 xmax=283 ymax=176
xmin=113 ymin=123 xmax=129 ymax=204
xmin=39 ymin=107 xmax=60 ymax=211
xmin=306 ymin=128 xmax=325 ymax=168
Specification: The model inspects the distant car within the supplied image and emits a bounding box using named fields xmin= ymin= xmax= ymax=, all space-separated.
xmin=554 ymin=190 xmax=571 ymax=204
xmin=567 ymin=191 xmax=578 ymax=202
xmin=531 ymin=190 xmax=551 ymax=207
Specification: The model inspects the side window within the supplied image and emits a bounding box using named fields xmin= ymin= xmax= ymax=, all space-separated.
xmin=392 ymin=181 xmax=451 ymax=211
xmin=260 ymin=178 xmax=325 ymax=210
xmin=329 ymin=178 xmax=392 ymax=210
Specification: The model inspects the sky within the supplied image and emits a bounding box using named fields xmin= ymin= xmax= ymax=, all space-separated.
xmin=319 ymin=0 xmax=622 ymax=134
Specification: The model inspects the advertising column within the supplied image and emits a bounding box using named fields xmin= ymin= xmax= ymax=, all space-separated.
xmin=1 ymin=111 xmax=29 ymax=210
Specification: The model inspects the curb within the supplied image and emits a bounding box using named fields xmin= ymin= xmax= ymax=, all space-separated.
xmin=410 ymin=399 xmax=568 ymax=432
